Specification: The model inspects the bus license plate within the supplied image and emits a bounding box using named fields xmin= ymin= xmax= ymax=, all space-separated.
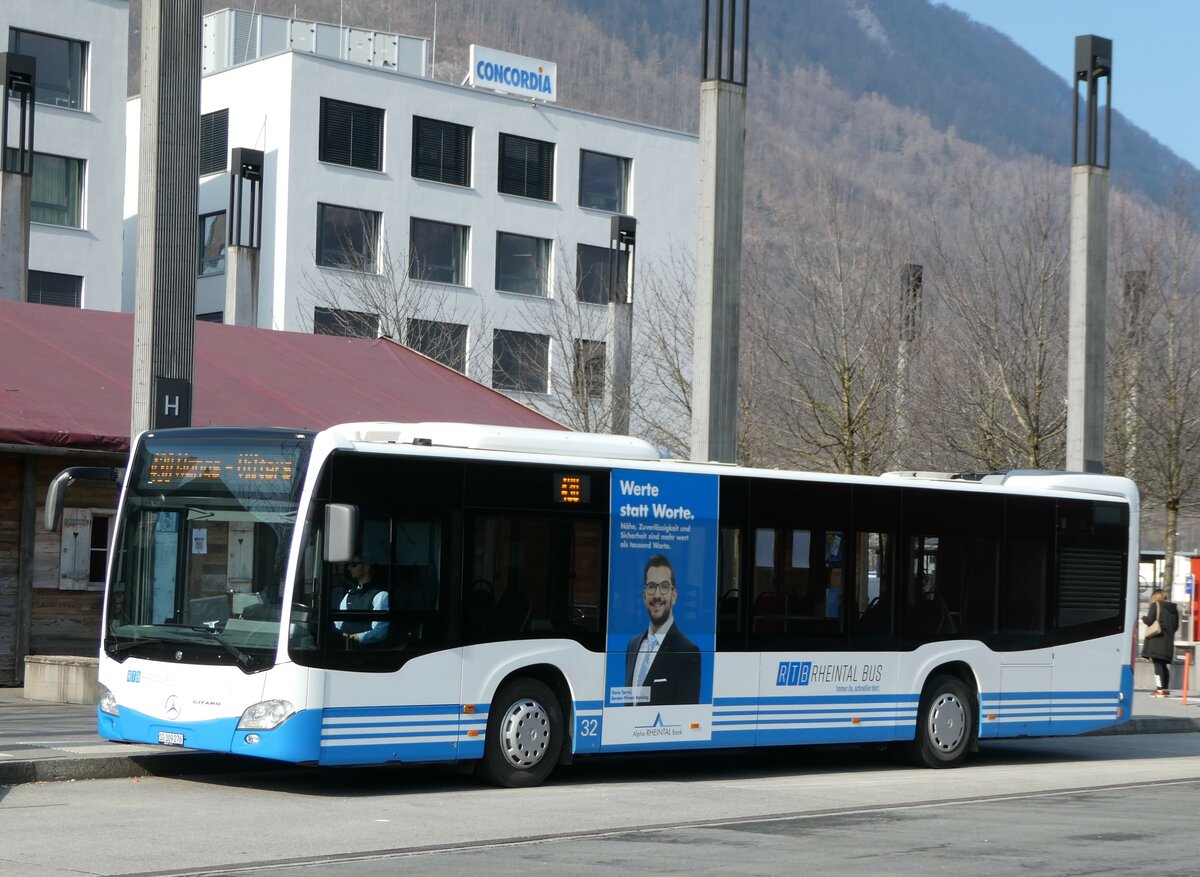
xmin=158 ymin=731 xmax=185 ymax=747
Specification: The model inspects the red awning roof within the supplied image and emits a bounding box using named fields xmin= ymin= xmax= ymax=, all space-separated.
xmin=0 ymin=300 xmax=562 ymax=452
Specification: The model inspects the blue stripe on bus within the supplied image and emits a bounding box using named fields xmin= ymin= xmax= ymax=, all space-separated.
xmin=322 ymin=719 xmax=461 ymax=730
xmin=715 ymin=716 xmax=900 ymax=727
xmin=323 ymin=703 xmax=463 ymax=718
xmin=714 ymin=694 xmax=920 ymax=707
xmin=714 ymin=706 xmax=915 ymax=717
xmin=320 ymin=729 xmax=461 ymax=741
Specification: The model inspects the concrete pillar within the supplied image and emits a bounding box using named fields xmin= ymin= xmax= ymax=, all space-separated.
xmin=691 ymin=78 xmax=746 ymax=463
xmin=1066 ymin=164 xmax=1109 ymax=473
xmin=1065 ymin=36 xmax=1112 ymax=474
xmin=0 ymin=172 xmax=31 ymax=302
xmin=223 ymin=147 xmax=263 ymax=327
xmin=0 ymin=52 xmax=35 ymax=303
xmin=605 ymin=214 xmax=636 ymax=435
xmin=131 ymin=1 xmax=201 ymax=435
xmin=224 ymin=247 xmax=259 ymax=327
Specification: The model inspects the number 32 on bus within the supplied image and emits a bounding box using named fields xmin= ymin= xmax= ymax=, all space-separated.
xmin=46 ymin=422 xmax=1138 ymax=787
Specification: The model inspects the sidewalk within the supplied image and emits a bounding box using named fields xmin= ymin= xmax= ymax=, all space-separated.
xmin=4 ymin=685 xmax=1200 ymax=788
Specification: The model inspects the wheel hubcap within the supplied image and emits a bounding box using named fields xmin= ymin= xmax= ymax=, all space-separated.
xmin=500 ymin=697 xmax=551 ymax=769
xmin=928 ymin=692 xmax=967 ymax=753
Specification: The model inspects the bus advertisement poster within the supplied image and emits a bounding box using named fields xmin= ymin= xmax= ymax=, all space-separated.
xmin=603 ymin=469 xmax=718 ymax=746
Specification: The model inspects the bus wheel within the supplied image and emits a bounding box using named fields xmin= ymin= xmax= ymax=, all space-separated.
xmin=477 ymin=679 xmax=562 ymax=788
xmin=905 ymin=674 xmax=973 ymax=768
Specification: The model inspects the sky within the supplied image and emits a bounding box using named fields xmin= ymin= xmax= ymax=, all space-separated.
xmin=935 ymin=0 xmax=1199 ymax=171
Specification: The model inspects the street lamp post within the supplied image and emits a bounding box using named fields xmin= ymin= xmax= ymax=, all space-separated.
xmin=1066 ymin=35 xmax=1112 ymax=473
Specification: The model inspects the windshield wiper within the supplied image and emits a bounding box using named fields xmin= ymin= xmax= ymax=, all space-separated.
xmin=168 ymin=625 xmax=260 ymax=670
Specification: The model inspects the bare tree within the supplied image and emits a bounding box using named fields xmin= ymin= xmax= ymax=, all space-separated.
xmin=744 ymin=173 xmax=908 ymax=474
xmin=298 ymin=231 xmax=493 ymax=383
xmin=1127 ymin=189 xmax=1200 ymax=589
xmin=921 ymin=160 xmax=1069 ymax=471
xmin=629 ymin=248 xmax=696 ymax=458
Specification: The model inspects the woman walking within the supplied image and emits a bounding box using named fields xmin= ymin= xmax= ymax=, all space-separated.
xmin=1143 ymin=589 xmax=1179 ymax=697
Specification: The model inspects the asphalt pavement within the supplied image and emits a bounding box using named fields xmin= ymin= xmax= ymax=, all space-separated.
xmin=3 ymin=683 xmax=1199 ymax=788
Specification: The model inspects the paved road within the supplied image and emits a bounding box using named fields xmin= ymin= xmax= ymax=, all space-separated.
xmin=2 ymin=731 xmax=1199 ymax=876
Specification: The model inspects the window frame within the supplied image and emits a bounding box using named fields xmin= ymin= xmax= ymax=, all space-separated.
xmin=199 ymin=109 xmax=229 ymax=176
xmin=495 ymin=231 xmax=551 ymax=297
xmin=407 ymin=318 xmax=468 ymax=372
xmin=497 ymin=133 xmax=555 ymax=201
xmin=27 ymin=270 xmax=82 ymax=307
xmin=197 ymin=211 xmax=227 ymax=276
xmin=575 ymin=243 xmax=628 ymax=305
xmin=411 ymin=116 xmax=472 ymax=187
xmin=492 ymin=329 xmax=550 ymax=394
xmin=318 ymin=97 xmax=385 ymax=172
xmin=409 ymin=217 xmax=469 ymax=286
xmin=316 ymin=203 xmax=381 ymax=272
xmin=572 ymin=338 xmax=606 ymax=403
xmin=313 ymin=306 xmax=381 ymax=338
xmin=578 ymin=149 xmax=630 ymax=213
xmin=11 ymin=150 xmax=85 ymax=228
xmin=9 ymin=29 xmax=87 ymax=111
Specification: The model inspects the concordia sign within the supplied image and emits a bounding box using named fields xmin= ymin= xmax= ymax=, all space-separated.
xmin=468 ymin=45 xmax=557 ymax=103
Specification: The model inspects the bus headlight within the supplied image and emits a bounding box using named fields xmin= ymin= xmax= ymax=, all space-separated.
xmin=237 ymin=699 xmax=295 ymax=730
xmin=98 ymin=686 xmax=119 ymax=716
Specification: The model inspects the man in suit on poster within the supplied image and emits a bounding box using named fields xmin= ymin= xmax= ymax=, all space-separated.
xmin=625 ymin=553 xmax=701 ymax=705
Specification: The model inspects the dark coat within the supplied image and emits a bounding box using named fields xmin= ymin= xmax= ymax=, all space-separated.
xmin=625 ymin=623 xmax=701 ymax=705
xmin=1142 ymin=600 xmax=1179 ymax=662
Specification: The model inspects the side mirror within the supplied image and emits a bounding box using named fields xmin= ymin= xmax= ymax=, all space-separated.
xmin=45 ymin=467 xmax=124 ymax=531
xmin=324 ymin=503 xmax=358 ymax=563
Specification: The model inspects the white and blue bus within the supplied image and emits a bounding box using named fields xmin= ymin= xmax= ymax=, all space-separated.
xmin=48 ymin=422 xmax=1138 ymax=786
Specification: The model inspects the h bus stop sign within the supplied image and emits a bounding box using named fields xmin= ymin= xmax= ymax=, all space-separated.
xmin=153 ymin=377 xmax=192 ymax=429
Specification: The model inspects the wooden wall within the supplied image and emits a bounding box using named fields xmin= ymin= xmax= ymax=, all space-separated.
xmin=0 ymin=452 xmax=122 ymax=686
xmin=0 ymin=458 xmax=19 ymax=685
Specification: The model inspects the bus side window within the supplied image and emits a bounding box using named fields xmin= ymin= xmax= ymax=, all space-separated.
xmin=855 ymin=531 xmax=893 ymax=634
xmin=717 ymin=526 xmax=743 ymax=636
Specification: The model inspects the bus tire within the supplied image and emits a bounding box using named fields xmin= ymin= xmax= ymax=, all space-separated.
xmin=477 ymin=678 xmax=562 ymax=788
xmin=905 ymin=674 xmax=974 ymax=768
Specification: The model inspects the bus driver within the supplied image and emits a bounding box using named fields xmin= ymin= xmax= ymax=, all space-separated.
xmin=335 ymin=558 xmax=389 ymax=645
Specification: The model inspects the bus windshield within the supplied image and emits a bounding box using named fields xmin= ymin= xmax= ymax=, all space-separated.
xmin=104 ymin=431 xmax=313 ymax=671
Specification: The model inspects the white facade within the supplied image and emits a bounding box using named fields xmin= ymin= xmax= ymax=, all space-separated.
xmin=2 ymin=0 xmax=127 ymax=311
xmin=123 ymin=15 xmax=698 ymax=405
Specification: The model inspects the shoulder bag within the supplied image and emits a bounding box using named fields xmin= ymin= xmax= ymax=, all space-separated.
xmin=1144 ymin=604 xmax=1162 ymax=638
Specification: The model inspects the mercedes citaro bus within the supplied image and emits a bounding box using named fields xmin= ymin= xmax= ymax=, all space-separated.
xmin=46 ymin=422 xmax=1137 ymax=786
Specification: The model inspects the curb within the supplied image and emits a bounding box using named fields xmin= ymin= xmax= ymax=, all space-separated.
xmin=0 ymin=752 xmax=261 ymax=787
xmin=1085 ymin=715 xmax=1200 ymax=736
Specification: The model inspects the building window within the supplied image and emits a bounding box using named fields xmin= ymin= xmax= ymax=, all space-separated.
xmin=27 ymin=270 xmax=82 ymax=307
xmin=576 ymin=243 xmax=628 ymax=305
xmin=9 ymin=29 xmax=86 ymax=110
xmin=579 ymin=150 xmax=630 ymax=212
xmin=59 ymin=508 xmax=112 ymax=590
xmin=198 ymin=211 xmax=226 ymax=276
xmin=498 ymin=133 xmax=554 ymax=201
xmin=412 ymin=116 xmax=471 ymax=187
xmin=319 ymin=98 xmax=384 ymax=171
xmin=196 ymin=312 xmax=223 ymax=323
xmin=8 ymin=150 xmax=84 ymax=227
xmin=410 ymin=218 xmax=468 ymax=285
xmin=493 ymin=329 xmax=549 ymax=393
xmin=407 ymin=318 xmax=468 ymax=372
xmin=316 ymin=203 xmax=380 ymax=272
xmin=496 ymin=232 xmax=550 ymax=296
xmin=573 ymin=339 xmax=606 ymax=403
xmin=314 ymin=306 xmax=380 ymax=338
xmin=199 ymin=109 xmax=229 ymax=176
